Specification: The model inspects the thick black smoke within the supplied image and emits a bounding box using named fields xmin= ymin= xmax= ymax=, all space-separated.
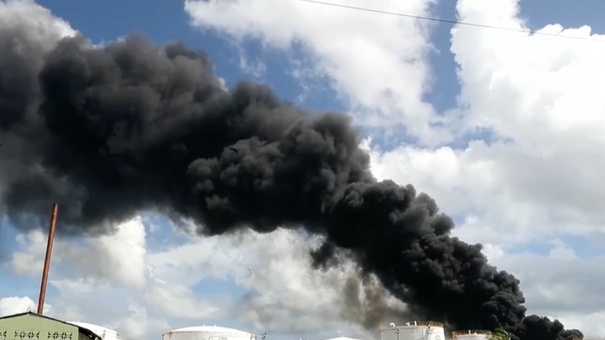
xmin=0 ymin=31 xmax=582 ymax=340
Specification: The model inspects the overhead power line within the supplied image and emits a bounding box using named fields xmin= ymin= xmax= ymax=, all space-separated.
xmin=299 ymin=0 xmax=602 ymax=42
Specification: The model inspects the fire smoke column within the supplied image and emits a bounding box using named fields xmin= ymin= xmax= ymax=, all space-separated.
xmin=0 ymin=29 xmax=585 ymax=340
xmin=37 ymin=203 xmax=58 ymax=315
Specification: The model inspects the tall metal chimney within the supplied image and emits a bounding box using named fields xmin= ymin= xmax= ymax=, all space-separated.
xmin=37 ymin=203 xmax=58 ymax=315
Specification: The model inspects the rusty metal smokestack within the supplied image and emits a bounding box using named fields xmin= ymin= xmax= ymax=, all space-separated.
xmin=37 ymin=203 xmax=58 ymax=315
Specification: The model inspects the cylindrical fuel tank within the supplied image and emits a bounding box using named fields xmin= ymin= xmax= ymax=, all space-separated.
xmin=162 ymin=326 xmax=256 ymax=340
xmin=380 ymin=321 xmax=445 ymax=340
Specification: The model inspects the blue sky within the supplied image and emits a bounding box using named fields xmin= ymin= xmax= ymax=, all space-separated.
xmin=3 ymin=0 xmax=605 ymax=339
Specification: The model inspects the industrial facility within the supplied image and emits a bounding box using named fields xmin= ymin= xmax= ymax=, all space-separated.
xmin=157 ymin=321 xmax=494 ymax=340
xmin=159 ymin=321 xmax=468 ymax=340
xmin=0 ymin=314 xmax=505 ymax=340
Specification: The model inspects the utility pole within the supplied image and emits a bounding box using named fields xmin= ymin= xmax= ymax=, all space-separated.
xmin=37 ymin=203 xmax=58 ymax=315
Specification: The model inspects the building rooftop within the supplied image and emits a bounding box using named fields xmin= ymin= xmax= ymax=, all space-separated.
xmin=0 ymin=312 xmax=102 ymax=340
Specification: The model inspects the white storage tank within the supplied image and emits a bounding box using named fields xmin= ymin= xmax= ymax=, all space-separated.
xmin=452 ymin=330 xmax=491 ymax=340
xmin=163 ymin=326 xmax=256 ymax=340
xmin=380 ymin=321 xmax=445 ymax=340
xmin=322 ymin=337 xmax=364 ymax=340
xmin=68 ymin=321 xmax=122 ymax=340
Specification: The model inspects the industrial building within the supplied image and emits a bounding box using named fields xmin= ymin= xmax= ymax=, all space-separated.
xmin=0 ymin=312 xmax=102 ymax=340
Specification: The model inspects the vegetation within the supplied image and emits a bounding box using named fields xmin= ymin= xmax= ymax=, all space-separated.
xmin=490 ymin=328 xmax=511 ymax=340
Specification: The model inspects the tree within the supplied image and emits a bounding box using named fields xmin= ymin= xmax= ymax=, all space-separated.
xmin=490 ymin=328 xmax=511 ymax=340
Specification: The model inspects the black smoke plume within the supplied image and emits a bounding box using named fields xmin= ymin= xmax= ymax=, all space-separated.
xmin=0 ymin=29 xmax=582 ymax=340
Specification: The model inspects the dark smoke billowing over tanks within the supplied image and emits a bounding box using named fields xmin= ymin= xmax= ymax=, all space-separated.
xmin=0 ymin=26 xmax=582 ymax=340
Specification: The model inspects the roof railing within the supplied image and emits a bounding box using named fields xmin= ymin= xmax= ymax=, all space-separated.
xmin=452 ymin=330 xmax=492 ymax=337
xmin=380 ymin=321 xmax=444 ymax=330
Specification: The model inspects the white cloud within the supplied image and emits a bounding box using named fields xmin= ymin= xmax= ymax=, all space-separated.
xmin=10 ymin=216 xmax=147 ymax=289
xmin=0 ymin=0 xmax=75 ymax=43
xmin=10 ymin=228 xmax=48 ymax=275
xmin=235 ymin=43 xmax=267 ymax=79
xmin=147 ymin=228 xmax=404 ymax=336
xmin=0 ymin=296 xmax=50 ymax=316
xmin=0 ymin=296 xmax=35 ymax=316
xmin=78 ymin=217 xmax=148 ymax=289
xmin=184 ymin=0 xmax=448 ymax=144
xmin=108 ymin=300 xmax=171 ymax=340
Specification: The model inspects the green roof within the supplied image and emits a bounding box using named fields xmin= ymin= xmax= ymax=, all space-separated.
xmin=0 ymin=312 xmax=102 ymax=340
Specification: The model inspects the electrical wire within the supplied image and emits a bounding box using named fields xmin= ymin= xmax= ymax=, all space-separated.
xmin=299 ymin=0 xmax=603 ymax=42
